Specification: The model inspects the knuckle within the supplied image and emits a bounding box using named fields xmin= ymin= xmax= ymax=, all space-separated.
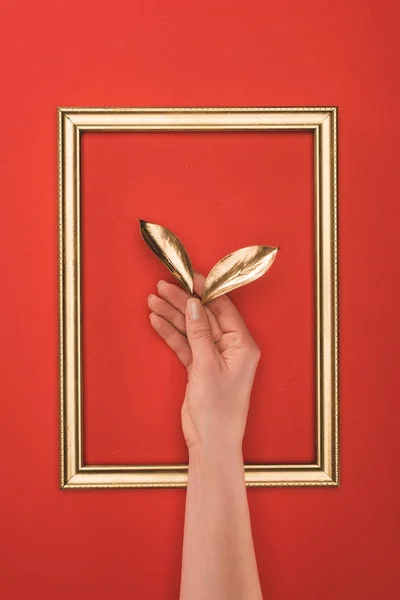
xmin=191 ymin=325 xmax=212 ymax=341
xmin=212 ymin=296 xmax=231 ymax=317
xmin=248 ymin=341 xmax=261 ymax=361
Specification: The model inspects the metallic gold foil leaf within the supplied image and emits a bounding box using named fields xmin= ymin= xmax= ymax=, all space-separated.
xmin=139 ymin=220 xmax=194 ymax=294
xmin=202 ymin=245 xmax=279 ymax=304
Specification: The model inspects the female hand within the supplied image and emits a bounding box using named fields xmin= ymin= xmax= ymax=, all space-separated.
xmin=148 ymin=273 xmax=261 ymax=454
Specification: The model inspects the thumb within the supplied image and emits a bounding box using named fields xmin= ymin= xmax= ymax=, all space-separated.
xmin=186 ymin=298 xmax=216 ymax=364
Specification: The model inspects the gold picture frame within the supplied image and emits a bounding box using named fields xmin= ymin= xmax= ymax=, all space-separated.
xmin=59 ymin=107 xmax=339 ymax=489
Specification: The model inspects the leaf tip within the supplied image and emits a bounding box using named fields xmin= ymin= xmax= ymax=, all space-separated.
xmin=138 ymin=219 xmax=151 ymax=237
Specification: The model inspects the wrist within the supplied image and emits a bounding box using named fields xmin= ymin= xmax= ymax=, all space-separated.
xmin=188 ymin=440 xmax=244 ymax=472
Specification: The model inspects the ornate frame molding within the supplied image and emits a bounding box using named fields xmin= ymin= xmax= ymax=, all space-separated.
xmin=59 ymin=107 xmax=339 ymax=488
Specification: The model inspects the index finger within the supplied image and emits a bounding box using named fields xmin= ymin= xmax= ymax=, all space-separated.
xmin=193 ymin=272 xmax=251 ymax=337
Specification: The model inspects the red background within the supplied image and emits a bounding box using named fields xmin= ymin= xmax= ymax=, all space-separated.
xmin=81 ymin=131 xmax=315 ymax=466
xmin=1 ymin=1 xmax=399 ymax=599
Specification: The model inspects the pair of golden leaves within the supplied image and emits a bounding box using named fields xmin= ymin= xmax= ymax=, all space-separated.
xmin=139 ymin=220 xmax=279 ymax=305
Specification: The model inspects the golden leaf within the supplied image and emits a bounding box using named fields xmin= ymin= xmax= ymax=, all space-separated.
xmin=139 ymin=220 xmax=194 ymax=294
xmin=202 ymin=245 xmax=279 ymax=304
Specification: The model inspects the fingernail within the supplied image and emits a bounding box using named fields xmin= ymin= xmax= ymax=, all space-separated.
xmin=157 ymin=280 xmax=166 ymax=288
xmin=188 ymin=298 xmax=201 ymax=320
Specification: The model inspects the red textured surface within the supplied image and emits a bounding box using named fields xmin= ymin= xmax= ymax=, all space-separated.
xmin=1 ymin=1 xmax=399 ymax=599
